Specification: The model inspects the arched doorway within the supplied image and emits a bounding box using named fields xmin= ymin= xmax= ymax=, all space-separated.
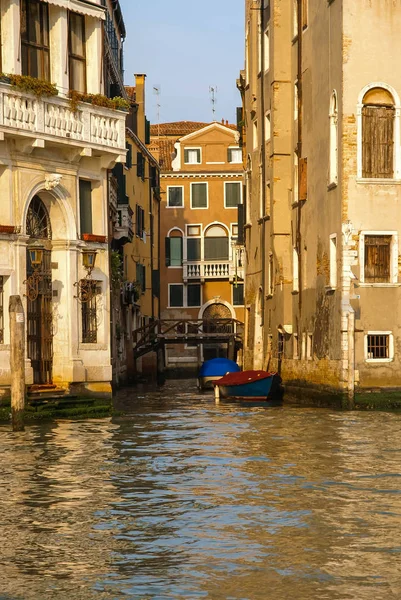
xmin=202 ymin=301 xmax=233 ymax=361
xmin=26 ymin=195 xmax=53 ymax=384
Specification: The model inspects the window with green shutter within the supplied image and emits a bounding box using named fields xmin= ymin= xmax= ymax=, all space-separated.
xmin=204 ymin=237 xmax=229 ymax=260
xmin=184 ymin=148 xmax=201 ymax=164
xmin=165 ymin=236 xmax=183 ymax=266
xmin=191 ymin=183 xmax=207 ymax=208
xmin=225 ymin=182 xmax=241 ymax=207
xmin=187 ymin=284 xmax=201 ymax=307
xmin=187 ymin=238 xmax=201 ymax=261
xmin=169 ymin=284 xmax=184 ymax=307
xmin=233 ymin=283 xmax=244 ymax=306
xmin=79 ymin=179 xmax=92 ymax=234
xmin=126 ymin=142 xmax=133 ymax=169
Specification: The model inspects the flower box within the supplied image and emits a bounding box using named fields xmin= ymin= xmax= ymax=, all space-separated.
xmin=81 ymin=233 xmax=107 ymax=243
xmin=0 ymin=225 xmax=18 ymax=234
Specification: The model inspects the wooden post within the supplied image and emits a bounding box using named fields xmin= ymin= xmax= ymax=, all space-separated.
xmin=228 ymin=337 xmax=235 ymax=361
xmin=9 ymin=295 xmax=25 ymax=431
xmin=214 ymin=384 xmax=220 ymax=404
xmin=156 ymin=343 xmax=165 ymax=385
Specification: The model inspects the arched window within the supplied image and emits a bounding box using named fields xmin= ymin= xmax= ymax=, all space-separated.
xmin=204 ymin=225 xmax=229 ymax=261
xmin=26 ymin=195 xmax=51 ymax=239
xmin=165 ymin=228 xmax=183 ymax=267
xmin=362 ymin=87 xmax=395 ymax=179
xmin=329 ymin=90 xmax=338 ymax=187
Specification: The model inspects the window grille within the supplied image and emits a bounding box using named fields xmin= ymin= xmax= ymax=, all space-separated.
xmin=367 ymin=334 xmax=390 ymax=360
xmin=81 ymin=282 xmax=98 ymax=343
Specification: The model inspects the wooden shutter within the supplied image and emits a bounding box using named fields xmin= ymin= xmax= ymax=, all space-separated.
xmin=362 ymin=106 xmax=394 ymax=178
xmin=299 ymin=158 xmax=307 ymax=201
xmin=187 ymin=238 xmax=201 ymax=260
xmin=126 ymin=143 xmax=133 ymax=169
xmin=184 ymin=149 xmax=189 ymax=163
xmin=226 ymin=182 xmax=240 ymax=207
xmin=165 ymin=237 xmax=171 ymax=266
xmin=145 ymin=118 xmax=151 ymax=144
xmin=192 ymin=183 xmax=207 ymax=208
xmin=79 ymin=179 xmax=92 ymax=234
xmin=113 ymin=163 xmax=127 ymax=204
xmin=137 ymin=152 xmax=144 ymax=179
xmin=237 ymin=203 xmax=245 ymax=245
xmin=364 ymin=235 xmax=391 ymax=283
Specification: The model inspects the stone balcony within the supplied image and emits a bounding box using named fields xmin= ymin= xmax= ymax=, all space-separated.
xmin=0 ymin=82 xmax=126 ymax=160
xmin=183 ymin=260 xmax=244 ymax=282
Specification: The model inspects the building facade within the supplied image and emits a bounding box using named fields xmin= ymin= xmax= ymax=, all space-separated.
xmin=241 ymin=0 xmax=401 ymax=403
xmin=109 ymin=75 xmax=161 ymax=385
xmin=152 ymin=121 xmax=245 ymax=370
xmin=0 ymin=0 xmax=126 ymax=398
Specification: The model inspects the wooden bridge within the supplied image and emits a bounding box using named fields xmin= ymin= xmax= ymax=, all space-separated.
xmin=133 ymin=318 xmax=244 ymax=360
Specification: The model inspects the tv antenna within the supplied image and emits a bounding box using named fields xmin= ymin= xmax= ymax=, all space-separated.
xmin=209 ymin=86 xmax=217 ymax=120
xmin=153 ymin=85 xmax=161 ymax=138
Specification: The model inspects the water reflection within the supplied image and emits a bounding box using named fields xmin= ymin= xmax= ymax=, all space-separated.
xmin=0 ymin=381 xmax=401 ymax=598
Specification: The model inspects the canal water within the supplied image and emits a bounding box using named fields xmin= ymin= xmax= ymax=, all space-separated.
xmin=1 ymin=381 xmax=401 ymax=600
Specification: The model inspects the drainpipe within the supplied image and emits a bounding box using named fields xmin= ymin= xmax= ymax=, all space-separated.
xmin=149 ymin=164 xmax=155 ymax=321
xmin=297 ymin=0 xmax=303 ymax=311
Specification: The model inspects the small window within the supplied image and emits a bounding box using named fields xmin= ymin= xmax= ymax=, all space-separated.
xmin=364 ymin=235 xmax=391 ymax=283
xmin=191 ymin=183 xmax=208 ymax=209
xmin=21 ymin=0 xmax=50 ymax=80
xmin=79 ymin=179 xmax=92 ymax=235
xmin=329 ymin=91 xmax=338 ymax=186
xmin=268 ymin=254 xmax=274 ymax=295
xmin=187 ymin=238 xmax=201 ymax=261
xmin=329 ymin=235 xmax=337 ymax=288
xmin=184 ymin=148 xmax=201 ymax=164
xmin=265 ymin=112 xmax=271 ymax=141
xmin=228 ymin=148 xmax=242 ymax=164
xmin=187 ymin=225 xmax=201 ymax=237
xmin=307 ymin=334 xmax=313 ymax=360
xmin=362 ymin=88 xmax=395 ymax=179
xmin=69 ymin=11 xmax=86 ymax=93
xmin=264 ymin=28 xmax=270 ymax=71
xmin=169 ymin=284 xmax=184 ymax=307
xmin=253 ymin=120 xmax=258 ymax=150
xmin=233 ymin=282 xmax=244 ymax=306
xmin=81 ymin=282 xmax=98 ymax=343
xmin=293 ymin=248 xmax=299 ymax=292
xmin=136 ymin=264 xmax=146 ymax=293
xmin=187 ymin=284 xmax=201 ymax=307
xmin=225 ymin=182 xmax=241 ymax=208
xmin=165 ymin=235 xmax=183 ymax=267
xmin=366 ymin=333 xmax=392 ymax=361
xmin=293 ymin=333 xmax=299 ymax=359
xmin=167 ymin=186 xmax=183 ymax=208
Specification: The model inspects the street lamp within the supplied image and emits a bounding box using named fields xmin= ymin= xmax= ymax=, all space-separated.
xmin=82 ymin=249 xmax=97 ymax=276
xmin=74 ymin=249 xmax=98 ymax=303
xmin=24 ymin=247 xmax=44 ymax=302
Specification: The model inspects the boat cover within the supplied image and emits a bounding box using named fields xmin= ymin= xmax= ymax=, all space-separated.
xmin=199 ymin=358 xmax=240 ymax=377
xmin=214 ymin=370 xmax=275 ymax=387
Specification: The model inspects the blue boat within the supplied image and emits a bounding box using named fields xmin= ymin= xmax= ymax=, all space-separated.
xmin=213 ymin=370 xmax=283 ymax=404
xmin=198 ymin=358 xmax=240 ymax=390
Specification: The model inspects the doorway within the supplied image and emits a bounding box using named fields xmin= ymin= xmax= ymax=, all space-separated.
xmin=26 ymin=196 xmax=53 ymax=385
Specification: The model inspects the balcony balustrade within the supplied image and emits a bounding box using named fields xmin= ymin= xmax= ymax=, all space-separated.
xmin=0 ymin=82 xmax=126 ymax=158
xmin=183 ymin=260 xmax=244 ymax=282
xmin=114 ymin=205 xmax=134 ymax=244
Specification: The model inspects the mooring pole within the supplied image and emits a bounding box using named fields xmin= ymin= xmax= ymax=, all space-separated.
xmin=9 ymin=295 xmax=25 ymax=431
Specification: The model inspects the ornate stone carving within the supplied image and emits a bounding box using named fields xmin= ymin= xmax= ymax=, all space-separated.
xmin=45 ymin=173 xmax=63 ymax=191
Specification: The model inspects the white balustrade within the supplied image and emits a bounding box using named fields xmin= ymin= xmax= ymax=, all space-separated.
xmin=184 ymin=261 xmax=232 ymax=280
xmin=0 ymin=82 xmax=126 ymax=153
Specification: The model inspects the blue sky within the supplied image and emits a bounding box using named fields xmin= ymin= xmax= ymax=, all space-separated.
xmin=119 ymin=0 xmax=244 ymax=126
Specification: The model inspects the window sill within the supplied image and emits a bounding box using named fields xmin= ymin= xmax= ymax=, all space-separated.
xmin=358 ymin=283 xmax=401 ymax=288
xmin=356 ymin=178 xmax=401 ymax=185
xmin=365 ymin=358 xmax=394 ymax=364
xmin=167 ymin=206 xmax=184 ymax=209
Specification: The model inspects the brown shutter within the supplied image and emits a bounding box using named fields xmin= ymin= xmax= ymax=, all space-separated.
xmin=364 ymin=235 xmax=391 ymax=283
xmin=362 ymin=106 xmax=394 ymax=178
xmin=299 ymin=157 xmax=307 ymax=201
